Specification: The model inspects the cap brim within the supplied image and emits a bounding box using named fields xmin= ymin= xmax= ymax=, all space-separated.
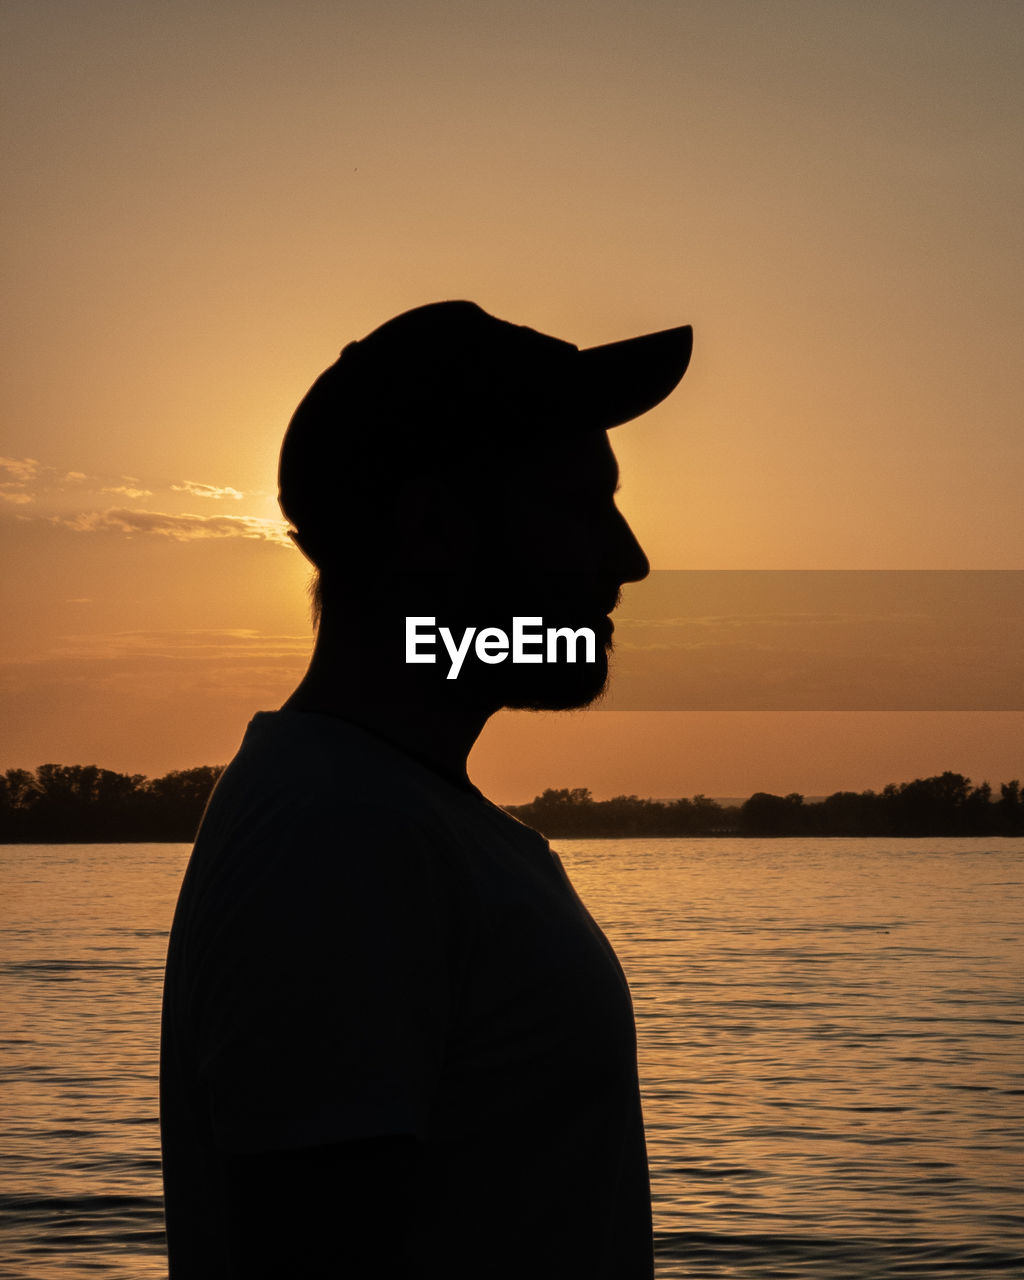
xmin=574 ymin=324 xmax=693 ymax=429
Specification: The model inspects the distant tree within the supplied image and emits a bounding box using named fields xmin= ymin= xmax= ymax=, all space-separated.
xmin=996 ymin=780 xmax=1023 ymax=836
xmin=882 ymin=772 xmax=975 ymax=836
xmin=599 ymin=794 xmax=658 ymax=836
xmin=814 ymin=789 xmax=883 ymax=836
xmin=740 ymin=792 xmax=806 ymax=836
xmin=0 ymin=762 xmax=223 ymax=842
xmin=145 ymin=767 xmax=223 ymax=840
xmin=663 ymin=794 xmax=730 ymax=835
xmin=963 ymin=781 xmax=995 ymax=834
xmin=31 ymin=764 xmax=147 ymax=841
xmin=691 ymin=794 xmax=729 ymax=830
xmin=507 ymin=787 xmax=732 ymax=837
xmin=2 ymin=768 xmax=40 ymax=808
xmin=0 ymin=769 xmax=41 ymax=840
xmin=510 ymin=788 xmax=586 ymax=836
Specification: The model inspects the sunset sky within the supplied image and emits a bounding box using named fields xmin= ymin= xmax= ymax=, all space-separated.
xmin=3 ymin=0 xmax=1021 ymax=803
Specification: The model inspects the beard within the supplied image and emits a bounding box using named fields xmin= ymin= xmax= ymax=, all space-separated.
xmin=495 ymin=655 xmax=611 ymax=711
xmin=385 ymin=570 xmax=620 ymax=712
xmin=456 ymin=618 xmax=613 ymax=712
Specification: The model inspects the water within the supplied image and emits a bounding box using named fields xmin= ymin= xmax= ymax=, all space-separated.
xmin=1 ymin=838 xmax=1022 ymax=1278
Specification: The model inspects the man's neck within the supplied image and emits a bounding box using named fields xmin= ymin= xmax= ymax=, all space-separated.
xmin=281 ymin=622 xmax=494 ymax=792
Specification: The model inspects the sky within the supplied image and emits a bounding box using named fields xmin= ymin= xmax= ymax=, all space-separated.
xmin=2 ymin=0 xmax=1022 ymax=803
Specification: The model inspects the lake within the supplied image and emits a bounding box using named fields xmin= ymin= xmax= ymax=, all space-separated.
xmin=1 ymin=838 xmax=1022 ymax=1277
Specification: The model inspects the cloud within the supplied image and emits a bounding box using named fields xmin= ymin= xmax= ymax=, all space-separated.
xmin=0 ymin=462 xmax=254 ymax=517
xmin=50 ymin=507 xmax=292 ymax=545
xmin=102 ymin=485 xmax=154 ymax=498
xmin=1 ymin=461 xmax=280 ymax=547
xmin=0 ymin=456 xmax=40 ymax=482
xmin=172 ymin=480 xmax=244 ymax=501
xmin=1 ymin=459 xmax=112 ymax=506
xmin=1 ymin=456 xmax=41 ymax=504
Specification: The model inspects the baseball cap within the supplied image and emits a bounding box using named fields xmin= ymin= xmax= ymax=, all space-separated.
xmin=278 ymin=300 xmax=692 ymax=540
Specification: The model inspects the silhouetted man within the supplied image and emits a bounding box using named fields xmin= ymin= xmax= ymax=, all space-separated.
xmin=160 ymin=301 xmax=692 ymax=1278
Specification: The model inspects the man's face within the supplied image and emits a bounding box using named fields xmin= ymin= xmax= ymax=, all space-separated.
xmin=448 ymin=429 xmax=650 ymax=711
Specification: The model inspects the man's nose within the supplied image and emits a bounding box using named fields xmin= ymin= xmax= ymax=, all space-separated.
xmin=611 ymin=508 xmax=650 ymax=585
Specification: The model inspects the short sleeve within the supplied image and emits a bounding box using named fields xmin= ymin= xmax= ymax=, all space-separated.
xmin=190 ymin=803 xmax=471 ymax=1154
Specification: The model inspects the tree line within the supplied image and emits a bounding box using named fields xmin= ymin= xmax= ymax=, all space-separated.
xmin=0 ymin=764 xmax=1020 ymax=843
xmin=0 ymin=764 xmax=224 ymax=843
xmin=505 ymin=772 xmax=1024 ymax=838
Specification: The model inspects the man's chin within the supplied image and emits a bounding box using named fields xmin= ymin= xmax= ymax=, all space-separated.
xmin=490 ymin=654 xmax=611 ymax=712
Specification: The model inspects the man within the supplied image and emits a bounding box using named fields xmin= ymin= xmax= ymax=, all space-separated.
xmin=160 ymin=300 xmax=692 ymax=1278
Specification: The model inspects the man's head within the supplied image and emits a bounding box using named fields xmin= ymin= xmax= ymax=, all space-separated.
xmin=278 ymin=300 xmax=691 ymax=709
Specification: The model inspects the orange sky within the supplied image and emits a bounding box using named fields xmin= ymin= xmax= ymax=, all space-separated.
xmin=2 ymin=1 xmax=1021 ymax=802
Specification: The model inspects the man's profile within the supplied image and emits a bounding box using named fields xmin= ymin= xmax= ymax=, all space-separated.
xmin=160 ymin=300 xmax=692 ymax=1278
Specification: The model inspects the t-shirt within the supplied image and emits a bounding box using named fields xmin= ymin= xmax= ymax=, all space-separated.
xmin=160 ymin=710 xmax=653 ymax=1277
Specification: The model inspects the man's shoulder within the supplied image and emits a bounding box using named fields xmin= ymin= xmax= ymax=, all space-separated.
xmin=178 ymin=712 xmax=493 ymax=937
xmin=208 ymin=710 xmax=437 ymax=817
xmin=194 ymin=709 xmax=525 ymax=866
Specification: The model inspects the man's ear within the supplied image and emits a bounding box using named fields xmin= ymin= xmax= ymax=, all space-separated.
xmin=398 ymin=485 xmax=484 ymax=572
